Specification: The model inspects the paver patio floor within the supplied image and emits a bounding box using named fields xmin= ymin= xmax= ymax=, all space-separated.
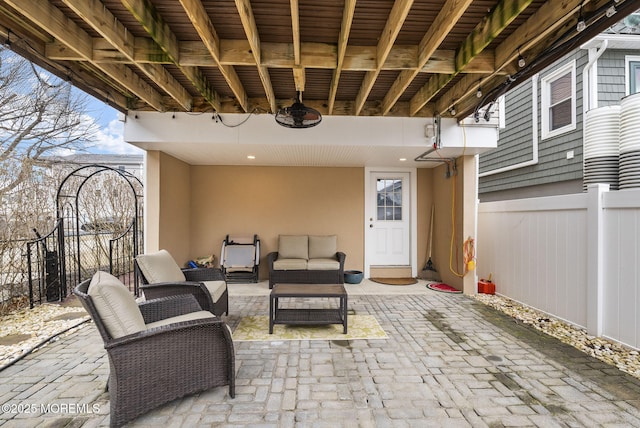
xmin=1 ymin=281 xmax=639 ymax=427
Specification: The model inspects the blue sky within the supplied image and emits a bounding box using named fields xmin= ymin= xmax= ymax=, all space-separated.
xmin=82 ymin=93 xmax=143 ymax=155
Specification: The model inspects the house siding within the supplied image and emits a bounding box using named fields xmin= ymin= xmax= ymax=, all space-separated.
xmin=480 ymin=46 xmax=640 ymax=200
xmin=598 ymin=49 xmax=637 ymax=104
xmin=479 ymin=50 xmax=591 ymax=199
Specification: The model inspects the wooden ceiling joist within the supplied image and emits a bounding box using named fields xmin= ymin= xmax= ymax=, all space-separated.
xmin=179 ymin=0 xmax=249 ymax=112
xmin=5 ymin=0 xmax=164 ymax=111
xmin=328 ymin=0 xmax=356 ymax=114
xmin=235 ymin=0 xmax=277 ymax=113
xmin=436 ymin=0 xmax=603 ymax=116
xmin=354 ymin=0 xmax=414 ymax=116
xmin=60 ymin=0 xmax=192 ymax=111
xmin=410 ymin=0 xmax=534 ymax=116
xmin=2 ymin=0 xmax=635 ymax=118
xmin=47 ymin=38 xmax=498 ymax=77
xmin=120 ymin=0 xmax=221 ymax=111
xmin=381 ymin=0 xmax=474 ymax=115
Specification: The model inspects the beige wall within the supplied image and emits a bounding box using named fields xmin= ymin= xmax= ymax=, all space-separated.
xmin=147 ymin=152 xmax=477 ymax=291
xmin=430 ymin=155 xmax=477 ymax=291
xmin=146 ymin=151 xmax=192 ymax=264
xmin=189 ymin=166 xmax=364 ymax=278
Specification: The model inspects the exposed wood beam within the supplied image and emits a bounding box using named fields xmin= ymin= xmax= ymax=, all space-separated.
xmin=381 ymin=0 xmax=474 ymax=115
xmin=290 ymin=0 xmax=304 ymax=91
xmin=293 ymin=66 xmax=305 ymax=92
xmin=0 ymin=24 xmax=129 ymax=110
xmin=5 ymin=0 xmax=164 ymax=111
xmin=436 ymin=0 xmax=601 ymax=115
xmin=410 ymin=0 xmax=534 ymax=116
xmin=178 ymin=0 xmax=248 ymax=112
xmin=290 ymin=0 xmax=300 ymax=65
xmin=61 ymin=0 xmax=192 ymax=111
xmin=235 ymin=0 xmax=277 ymax=113
xmin=156 ymin=97 xmax=436 ymax=118
xmin=354 ymin=0 xmax=413 ymax=116
xmin=328 ymin=0 xmax=356 ymax=114
xmin=120 ymin=0 xmax=221 ymax=111
xmin=47 ymin=37 xmax=498 ymax=75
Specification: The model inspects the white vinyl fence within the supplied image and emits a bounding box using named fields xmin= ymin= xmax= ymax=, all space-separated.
xmin=478 ymin=184 xmax=640 ymax=350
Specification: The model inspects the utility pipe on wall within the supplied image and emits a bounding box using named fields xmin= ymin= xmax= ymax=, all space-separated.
xmin=582 ymin=40 xmax=608 ymax=115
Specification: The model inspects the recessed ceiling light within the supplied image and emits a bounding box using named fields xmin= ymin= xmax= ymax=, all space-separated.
xmin=247 ymin=155 xmax=255 ymax=159
xmin=399 ymin=158 xmax=407 ymax=162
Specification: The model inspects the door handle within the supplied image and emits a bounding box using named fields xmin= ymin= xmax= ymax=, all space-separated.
xmin=369 ymin=224 xmax=373 ymax=228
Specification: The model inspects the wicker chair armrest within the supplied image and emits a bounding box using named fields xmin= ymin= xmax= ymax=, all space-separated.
xmin=336 ymin=252 xmax=346 ymax=267
xmin=267 ymin=252 xmax=278 ymax=269
xmin=106 ymin=317 xmax=229 ymax=350
xmin=183 ymin=267 xmax=225 ymax=282
xmin=138 ymin=294 xmax=203 ymax=323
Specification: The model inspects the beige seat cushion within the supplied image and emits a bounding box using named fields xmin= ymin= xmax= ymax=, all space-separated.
xmin=136 ymin=249 xmax=186 ymax=283
xmin=88 ymin=271 xmax=146 ymax=339
xmin=308 ymin=235 xmax=337 ymax=259
xmin=202 ymin=280 xmax=227 ymax=302
xmin=146 ymin=311 xmax=215 ymax=330
xmin=273 ymin=258 xmax=308 ymax=270
xmin=307 ymin=258 xmax=340 ymax=270
xmin=278 ymin=235 xmax=309 ymax=259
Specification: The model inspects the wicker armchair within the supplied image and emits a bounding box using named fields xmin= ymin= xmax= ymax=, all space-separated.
xmin=135 ymin=249 xmax=229 ymax=316
xmin=74 ymin=273 xmax=235 ymax=428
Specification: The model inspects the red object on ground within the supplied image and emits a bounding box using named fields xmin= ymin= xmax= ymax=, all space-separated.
xmin=478 ymin=280 xmax=495 ymax=294
xmin=426 ymin=283 xmax=462 ymax=293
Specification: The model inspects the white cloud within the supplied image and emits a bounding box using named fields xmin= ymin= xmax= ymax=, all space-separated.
xmin=91 ymin=117 xmax=143 ymax=155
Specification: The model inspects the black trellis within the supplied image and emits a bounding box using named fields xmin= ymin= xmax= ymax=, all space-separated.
xmin=27 ymin=164 xmax=143 ymax=307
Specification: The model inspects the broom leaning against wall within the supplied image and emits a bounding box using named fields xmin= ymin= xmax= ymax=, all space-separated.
xmin=418 ymin=204 xmax=441 ymax=281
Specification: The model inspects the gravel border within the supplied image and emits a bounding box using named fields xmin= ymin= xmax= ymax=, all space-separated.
xmin=473 ymin=293 xmax=640 ymax=380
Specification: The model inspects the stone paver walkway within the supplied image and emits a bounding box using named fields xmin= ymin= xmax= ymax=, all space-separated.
xmin=1 ymin=284 xmax=640 ymax=427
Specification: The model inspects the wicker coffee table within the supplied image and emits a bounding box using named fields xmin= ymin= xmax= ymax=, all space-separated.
xmin=269 ymin=284 xmax=348 ymax=334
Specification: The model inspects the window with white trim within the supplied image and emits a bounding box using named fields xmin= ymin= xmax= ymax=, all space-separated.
xmin=626 ymin=56 xmax=640 ymax=95
xmin=541 ymin=61 xmax=576 ymax=139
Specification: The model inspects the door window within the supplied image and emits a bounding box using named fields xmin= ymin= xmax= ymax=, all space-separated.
xmin=376 ymin=179 xmax=402 ymax=221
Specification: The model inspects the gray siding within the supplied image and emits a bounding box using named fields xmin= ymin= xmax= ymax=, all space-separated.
xmin=598 ymin=49 xmax=637 ymax=105
xmin=479 ymin=50 xmax=588 ymax=197
xmin=480 ymin=47 xmax=640 ymax=200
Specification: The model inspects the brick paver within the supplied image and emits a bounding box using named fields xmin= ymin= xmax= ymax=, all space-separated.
xmin=1 ymin=290 xmax=640 ymax=427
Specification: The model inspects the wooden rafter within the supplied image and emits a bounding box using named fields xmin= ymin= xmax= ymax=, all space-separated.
xmin=290 ymin=0 xmax=304 ymax=92
xmin=290 ymin=0 xmax=300 ymax=66
xmin=328 ymin=0 xmax=356 ymax=114
xmin=47 ymin=37 xmax=497 ymax=76
xmin=178 ymin=0 xmax=248 ymax=112
xmin=120 ymin=0 xmax=221 ymax=112
xmin=436 ymin=0 xmax=602 ymax=115
xmin=354 ymin=0 xmax=414 ymax=116
xmin=5 ymin=0 xmax=164 ymax=111
xmin=3 ymin=0 xmax=633 ymax=117
xmin=60 ymin=0 xmax=192 ymax=111
xmin=410 ymin=0 xmax=534 ymax=116
xmin=235 ymin=0 xmax=277 ymax=113
xmin=381 ymin=0 xmax=474 ymax=115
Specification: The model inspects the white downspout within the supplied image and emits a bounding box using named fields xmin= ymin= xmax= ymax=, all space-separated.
xmin=583 ymin=40 xmax=608 ymax=115
xmin=479 ymin=75 xmax=539 ymax=177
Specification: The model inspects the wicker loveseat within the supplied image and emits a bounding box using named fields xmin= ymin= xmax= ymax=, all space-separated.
xmin=267 ymin=235 xmax=345 ymax=289
xmin=74 ymin=272 xmax=235 ymax=427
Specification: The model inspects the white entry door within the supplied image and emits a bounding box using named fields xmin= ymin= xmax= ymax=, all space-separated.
xmin=367 ymin=172 xmax=411 ymax=266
